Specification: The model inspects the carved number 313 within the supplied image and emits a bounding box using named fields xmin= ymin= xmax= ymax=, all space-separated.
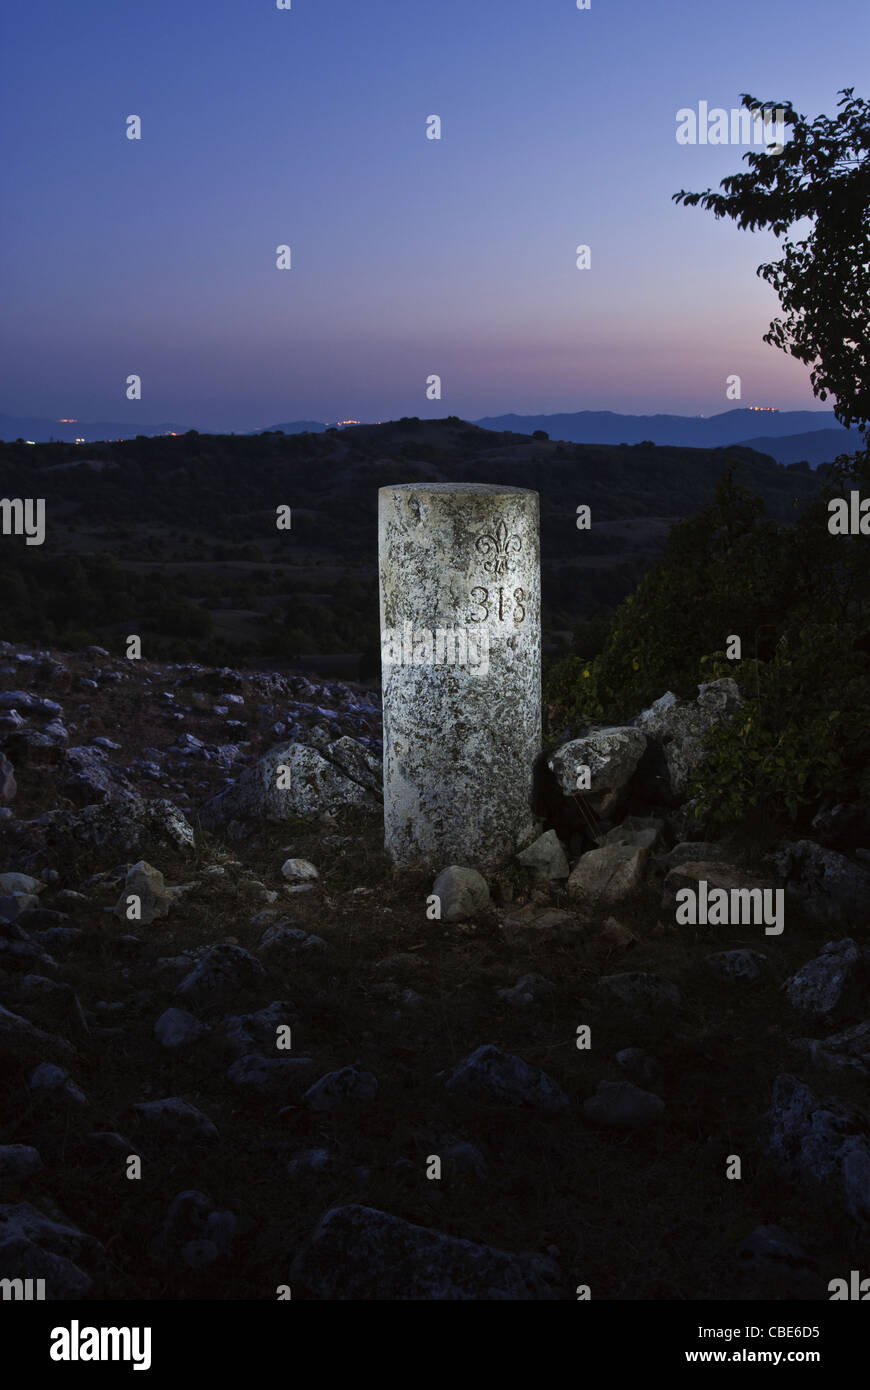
xmin=469 ymin=587 xmax=526 ymax=622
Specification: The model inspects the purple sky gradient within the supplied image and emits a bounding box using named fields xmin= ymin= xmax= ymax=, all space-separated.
xmin=1 ymin=0 xmax=866 ymax=431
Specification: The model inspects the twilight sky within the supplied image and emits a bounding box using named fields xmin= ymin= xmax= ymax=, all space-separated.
xmin=1 ymin=0 xmax=866 ymax=432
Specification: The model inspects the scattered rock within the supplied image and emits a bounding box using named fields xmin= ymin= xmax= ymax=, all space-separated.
xmin=199 ymin=741 xmax=379 ymax=829
xmin=634 ymin=678 xmax=743 ymax=802
xmin=259 ymin=924 xmax=327 ymax=960
xmin=792 ymin=1021 xmax=870 ymax=1076
xmin=0 ymin=1004 xmax=75 ymax=1065
xmin=767 ymin=1074 xmax=870 ymax=1222
xmin=432 ymin=866 xmax=490 ymax=922
xmin=175 ymin=943 xmax=267 ymax=1010
xmin=154 ymin=1008 xmax=204 ymax=1049
xmin=0 ymin=1201 xmax=101 ymax=1299
xmin=43 ymin=793 xmax=195 ymax=854
xmin=113 ymin=860 xmax=181 ymax=925
xmin=0 ymin=873 xmax=44 ymax=897
xmin=516 ymin=831 xmax=569 ymax=880
xmin=568 ymin=844 xmax=647 ymax=908
xmin=303 ymin=1066 xmax=378 ymax=1112
xmin=227 ymin=1054 xmax=316 ymax=1101
xmin=291 ymin=1204 xmax=566 ymax=1299
xmin=281 ymin=858 xmax=319 ymax=883
xmin=662 ymin=861 xmax=774 ymax=908
xmin=132 ymin=1097 xmax=219 ymax=1144
xmin=784 ymin=939 xmax=863 ymax=1016
xmin=548 ymin=726 xmax=646 ymax=817
xmin=770 ymin=840 xmax=870 ymax=927
xmin=223 ymin=1002 xmax=296 ymax=1056
xmin=445 ymin=1044 xmax=569 ymax=1114
xmin=0 ymin=1145 xmax=42 ymax=1187
xmin=500 ymin=907 xmax=582 ymax=948
xmin=29 ymin=1063 xmax=89 ymax=1107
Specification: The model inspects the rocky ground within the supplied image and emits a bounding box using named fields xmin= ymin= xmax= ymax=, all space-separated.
xmin=0 ymin=641 xmax=869 ymax=1300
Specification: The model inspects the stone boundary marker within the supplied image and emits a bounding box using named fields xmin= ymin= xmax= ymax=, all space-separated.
xmin=379 ymin=482 xmax=541 ymax=871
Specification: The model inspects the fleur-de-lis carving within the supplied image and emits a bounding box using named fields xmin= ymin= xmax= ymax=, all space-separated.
xmin=475 ymin=519 xmax=522 ymax=575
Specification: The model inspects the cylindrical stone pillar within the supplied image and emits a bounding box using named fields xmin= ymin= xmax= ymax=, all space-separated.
xmin=379 ymin=482 xmax=541 ymax=872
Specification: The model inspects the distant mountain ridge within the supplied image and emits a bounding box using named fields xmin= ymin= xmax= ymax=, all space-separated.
xmin=471 ymin=407 xmax=860 ymax=453
xmin=1 ymin=407 xmax=863 ymax=463
xmin=0 ymin=414 xmax=192 ymax=444
xmin=734 ymin=429 xmax=861 ymax=468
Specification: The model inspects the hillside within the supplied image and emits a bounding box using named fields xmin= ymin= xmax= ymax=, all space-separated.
xmin=0 ymin=639 xmax=866 ymax=1300
xmin=0 ymin=418 xmax=822 ymax=673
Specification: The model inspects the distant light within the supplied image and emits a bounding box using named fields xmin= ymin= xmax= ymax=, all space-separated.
xmin=58 ymin=418 xmax=77 ymax=423
xmin=25 ymin=440 xmax=35 ymax=445
xmin=75 ymin=438 xmax=85 ymax=444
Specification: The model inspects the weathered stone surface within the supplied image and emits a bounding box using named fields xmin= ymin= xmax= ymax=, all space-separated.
xmin=567 ymin=843 xmax=647 ymax=907
xmin=42 ymin=793 xmax=195 ymax=853
xmin=227 ymin=1054 xmax=316 ymax=1100
xmin=175 ymin=943 xmax=266 ymax=1010
xmin=61 ymin=745 xmax=126 ymax=806
xmin=784 ymin=938 xmax=863 ymax=1016
xmin=291 ymin=1204 xmax=566 ymax=1299
xmin=113 ymin=861 xmax=179 ymax=925
xmin=548 ymin=727 xmax=646 ymax=817
xmin=258 ymin=924 xmax=326 ymax=960
xmin=132 ymin=1097 xmax=219 ymax=1143
xmin=770 ymin=840 xmax=870 ymax=927
xmin=516 ymin=830 xmax=569 ymax=880
xmin=0 ymin=1145 xmax=42 ymax=1186
xmin=657 ymin=840 xmax=733 ymax=871
xmin=223 ymin=1001 xmax=296 ymax=1056
xmin=29 ymin=1063 xmax=89 ymax=1107
xmin=281 ymin=858 xmax=319 ymax=883
xmin=582 ymin=1080 xmax=664 ymax=1130
xmin=303 ymin=1066 xmax=378 ymax=1112
xmin=200 ymin=741 xmax=379 ymax=828
xmin=0 ymin=1201 xmax=101 ymax=1299
xmin=0 ymin=873 xmax=44 ymax=896
xmin=432 ymin=866 xmax=490 ymax=922
xmin=154 ymin=1008 xmax=204 ymax=1049
xmin=634 ymin=678 xmax=743 ymax=801
xmin=792 ymin=1021 xmax=870 ymax=1076
xmin=604 ymin=823 xmax=660 ymax=852
xmin=0 ymin=1004 xmax=75 ymax=1064
xmin=767 ymin=1073 xmax=870 ymax=1222
xmin=663 ymin=860 xmax=771 ymax=899
xmin=500 ymin=907 xmax=583 ymax=948
xmin=380 ymin=484 xmax=541 ymax=872
xmin=445 ymin=1044 xmax=569 ymax=1114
